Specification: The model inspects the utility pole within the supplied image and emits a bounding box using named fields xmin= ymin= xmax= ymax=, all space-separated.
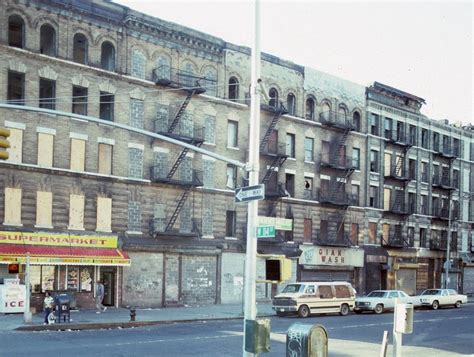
xmin=243 ymin=0 xmax=261 ymax=356
xmin=24 ymin=254 xmax=32 ymax=323
xmin=444 ymin=195 xmax=453 ymax=289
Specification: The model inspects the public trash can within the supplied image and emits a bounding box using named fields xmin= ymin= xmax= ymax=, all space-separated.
xmin=286 ymin=323 xmax=328 ymax=357
xmin=54 ymin=294 xmax=71 ymax=323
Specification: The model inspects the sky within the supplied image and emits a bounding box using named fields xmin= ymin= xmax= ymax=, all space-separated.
xmin=115 ymin=0 xmax=473 ymax=125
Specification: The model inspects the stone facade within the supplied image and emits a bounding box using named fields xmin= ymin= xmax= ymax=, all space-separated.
xmin=0 ymin=0 xmax=472 ymax=309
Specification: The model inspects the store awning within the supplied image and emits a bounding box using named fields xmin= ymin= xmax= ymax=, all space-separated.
xmin=0 ymin=244 xmax=131 ymax=266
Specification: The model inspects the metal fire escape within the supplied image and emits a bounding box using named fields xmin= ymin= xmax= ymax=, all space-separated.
xmin=383 ymin=129 xmax=414 ymax=247
xmin=151 ymin=65 xmax=211 ymax=236
xmin=260 ymin=103 xmax=289 ymax=197
xmin=318 ymin=110 xmax=357 ymax=246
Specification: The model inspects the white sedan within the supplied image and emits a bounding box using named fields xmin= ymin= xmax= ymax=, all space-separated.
xmin=354 ymin=290 xmax=419 ymax=314
xmin=417 ymin=289 xmax=468 ymax=310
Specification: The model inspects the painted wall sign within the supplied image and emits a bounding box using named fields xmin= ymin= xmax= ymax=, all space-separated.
xmin=0 ymin=231 xmax=118 ymax=248
xmin=299 ymin=245 xmax=364 ymax=267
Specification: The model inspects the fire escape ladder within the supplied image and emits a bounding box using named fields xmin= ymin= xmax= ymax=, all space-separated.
xmin=166 ymin=139 xmax=202 ymax=180
xmin=261 ymin=154 xmax=287 ymax=184
xmin=164 ymin=186 xmax=193 ymax=232
xmin=259 ymin=104 xmax=286 ymax=151
xmin=168 ymin=91 xmax=195 ymax=134
xmin=167 ymin=148 xmax=190 ymax=179
xmin=395 ymin=154 xmax=405 ymax=178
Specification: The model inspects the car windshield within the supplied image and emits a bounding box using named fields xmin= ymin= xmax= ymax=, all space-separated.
xmin=367 ymin=291 xmax=387 ymax=298
xmin=282 ymin=284 xmax=304 ymax=293
xmin=421 ymin=289 xmax=441 ymax=296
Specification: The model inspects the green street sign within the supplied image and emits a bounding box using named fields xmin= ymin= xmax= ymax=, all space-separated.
xmin=256 ymin=225 xmax=275 ymax=238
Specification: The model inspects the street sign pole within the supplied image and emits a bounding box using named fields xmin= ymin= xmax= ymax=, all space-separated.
xmin=243 ymin=0 xmax=261 ymax=355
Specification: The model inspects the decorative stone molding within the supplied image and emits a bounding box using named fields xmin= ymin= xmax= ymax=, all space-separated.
xmin=9 ymin=60 xmax=27 ymax=73
xmin=99 ymin=81 xmax=117 ymax=94
xmin=71 ymin=74 xmax=90 ymax=88
xmin=129 ymin=88 xmax=146 ymax=100
xmin=38 ymin=66 xmax=58 ymax=80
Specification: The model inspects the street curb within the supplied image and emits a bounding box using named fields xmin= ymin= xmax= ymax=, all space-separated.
xmin=14 ymin=314 xmax=275 ymax=332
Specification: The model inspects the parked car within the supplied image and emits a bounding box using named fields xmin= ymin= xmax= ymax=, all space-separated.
xmin=354 ymin=290 xmax=419 ymax=314
xmin=417 ymin=289 xmax=467 ymax=310
xmin=272 ymin=281 xmax=356 ymax=318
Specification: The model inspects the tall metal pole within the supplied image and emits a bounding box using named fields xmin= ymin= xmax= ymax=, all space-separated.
xmin=243 ymin=0 xmax=261 ymax=355
xmin=24 ymin=254 xmax=32 ymax=323
xmin=444 ymin=195 xmax=453 ymax=289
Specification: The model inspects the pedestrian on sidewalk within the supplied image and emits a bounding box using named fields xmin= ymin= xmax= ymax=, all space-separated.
xmin=43 ymin=291 xmax=54 ymax=324
xmin=95 ymin=280 xmax=107 ymax=313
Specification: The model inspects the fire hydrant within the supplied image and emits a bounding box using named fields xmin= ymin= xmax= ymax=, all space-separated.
xmin=130 ymin=307 xmax=136 ymax=322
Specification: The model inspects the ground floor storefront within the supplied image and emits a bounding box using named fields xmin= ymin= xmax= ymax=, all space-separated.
xmin=298 ymin=245 xmax=365 ymax=293
xmin=0 ymin=231 xmax=130 ymax=312
xmin=121 ymin=251 xmax=274 ymax=307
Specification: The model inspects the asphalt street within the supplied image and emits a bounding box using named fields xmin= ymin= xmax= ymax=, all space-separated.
xmin=1 ymin=304 xmax=473 ymax=357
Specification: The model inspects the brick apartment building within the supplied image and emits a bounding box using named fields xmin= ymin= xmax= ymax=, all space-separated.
xmin=0 ymin=0 xmax=473 ymax=309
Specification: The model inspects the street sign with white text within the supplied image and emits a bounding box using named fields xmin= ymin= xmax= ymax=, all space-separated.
xmin=257 ymin=226 xmax=275 ymax=238
xmin=235 ymin=184 xmax=265 ymax=203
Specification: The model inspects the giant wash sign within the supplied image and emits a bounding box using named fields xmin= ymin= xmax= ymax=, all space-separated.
xmin=299 ymin=245 xmax=364 ymax=267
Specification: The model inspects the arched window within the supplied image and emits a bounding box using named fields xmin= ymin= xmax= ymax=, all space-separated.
xmin=8 ymin=15 xmax=25 ymax=48
xmin=228 ymin=77 xmax=239 ymax=101
xmin=204 ymin=68 xmax=217 ymax=96
xmin=40 ymin=24 xmax=56 ymax=57
xmin=269 ymin=88 xmax=278 ymax=108
xmin=181 ymin=62 xmax=195 ymax=87
xmin=287 ymin=93 xmax=296 ymax=116
xmin=353 ymin=111 xmax=361 ymax=131
xmin=100 ymin=41 xmax=115 ymax=71
xmin=305 ymin=97 xmax=315 ymax=120
xmin=73 ymin=33 xmax=88 ymax=64
xmin=321 ymin=102 xmax=331 ymax=121
xmin=155 ymin=56 xmax=171 ymax=81
xmin=338 ymin=106 xmax=347 ymax=119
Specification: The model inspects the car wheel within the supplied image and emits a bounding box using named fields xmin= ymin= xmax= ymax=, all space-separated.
xmin=339 ymin=304 xmax=349 ymax=316
xmin=298 ymin=305 xmax=310 ymax=318
xmin=454 ymin=301 xmax=461 ymax=309
xmin=374 ymin=304 xmax=384 ymax=314
xmin=432 ymin=300 xmax=439 ymax=310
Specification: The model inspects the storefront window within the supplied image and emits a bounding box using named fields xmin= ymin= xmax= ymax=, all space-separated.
xmin=42 ymin=266 xmax=55 ymax=292
xmin=30 ymin=266 xmax=42 ymax=293
xmin=80 ymin=267 xmax=93 ymax=292
xmin=67 ymin=267 xmax=79 ymax=290
xmin=29 ymin=266 xmax=56 ymax=292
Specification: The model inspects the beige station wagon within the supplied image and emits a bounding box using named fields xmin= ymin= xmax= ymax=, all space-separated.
xmin=272 ymin=281 xmax=356 ymax=318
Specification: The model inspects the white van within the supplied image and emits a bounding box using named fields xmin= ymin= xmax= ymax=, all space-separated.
xmin=272 ymin=281 xmax=356 ymax=317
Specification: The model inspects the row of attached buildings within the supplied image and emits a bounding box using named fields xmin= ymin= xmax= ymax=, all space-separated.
xmin=0 ymin=0 xmax=473 ymax=310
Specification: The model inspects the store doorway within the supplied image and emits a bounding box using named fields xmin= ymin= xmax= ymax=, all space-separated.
xmin=101 ymin=270 xmax=115 ymax=306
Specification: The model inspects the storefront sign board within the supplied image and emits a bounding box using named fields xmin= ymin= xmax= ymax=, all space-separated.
xmin=299 ymin=245 xmax=364 ymax=267
xmin=0 ymin=231 xmax=118 ymax=248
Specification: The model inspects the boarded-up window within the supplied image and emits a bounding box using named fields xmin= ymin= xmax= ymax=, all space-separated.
xmin=368 ymin=222 xmax=377 ymax=244
xmin=384 ymin=153 xmax=391 ymax=176
xmin=70 ymin=139 xmax=85 ymax=171
xmin=4 ymin=188 xmax=21 ymax=225
xmin=384 ymin=188 xmax=391 ymax=211
xmin=7 ymin=128 xmax=22 ymax=163
xmin=37 ymin=133 xmax=54 ymax=167
xmin=96 ymin=197 xmax=112 ymax=232
xmin=318 ymin=285 xmax=333 ymax=299
xmin=351 ymin=223 xmax=359 ymax=245
xmin=335 ymin=285 xmax=351 ymax=298
xmin=69 ymin=194 xmax=84 ymax=230
xmin=36 ymin=191 xmax=52 ymax=227
xmin=98 ymin=143 xmax=112 ymax=175
xmin=303 ymin=218 xmax=312 ymax=243
xmin=382 ymin=224 xmax=390 ymax=244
